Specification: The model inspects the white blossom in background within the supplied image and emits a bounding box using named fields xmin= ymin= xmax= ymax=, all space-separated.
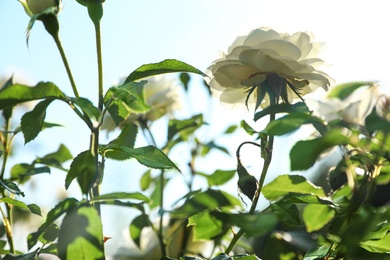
xmin=207 ymin=27 xmax=331 ymax=109
xmin=306 ymin=84 xmax=380 ymax=126
xmin=101 ymin=75 xmax=182 ymax=133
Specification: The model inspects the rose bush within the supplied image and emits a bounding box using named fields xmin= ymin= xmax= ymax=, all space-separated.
xmin=207 ymin=27 xmax=331 ymax=109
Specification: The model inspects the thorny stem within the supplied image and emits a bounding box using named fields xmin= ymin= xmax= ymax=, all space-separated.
xmin=225 ymin=113 xmax=275 ymax=254
xmin=52 ymin=34 xmax=80 ymax=98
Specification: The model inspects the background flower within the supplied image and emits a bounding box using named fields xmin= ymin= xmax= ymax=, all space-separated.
xmin=101 ymin=75 xmax=182 ymax=132
xmin=207 ymin=27 xmax=331 ymax=110
xmin=306 ymin=83 xmax=380 ymax=126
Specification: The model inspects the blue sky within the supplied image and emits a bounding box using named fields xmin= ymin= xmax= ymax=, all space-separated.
xmin=1 ymin=0 xmax=390 ymax=256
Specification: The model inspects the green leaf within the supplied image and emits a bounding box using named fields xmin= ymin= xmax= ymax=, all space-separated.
xmin=0 ymin=180 xmax=24 ymax=196
xmin=262 ymin=175 xmax=326 ymax=201
xmin=21 ymin=99 xmax=54 ymax=144
xmin=290 ymin=131 xmax=351 ymax=171
xmin=0 ymin=82 xmax=65 ymax=110
xmin=71 ymin=97 xmax=100 ymax=121
xmin=197 ymin=169 xmax=236 ymax=186
xmin=104 ymin=81 xmax=150 ymax=125
xmin=65 ymin=150 xmax=97 ymax=195
xmin=226 ymin=213 xmax=278 ymax=237
xmin=28 ymin=198 xmax=79 ymax=250
xmin=11 ymin=163 xmax=50 ymax=183
xmin=171 ymin=189 xmax=241 ymax=218
xmin=39 ymin=243 xmax=57 ymax=255
xmin=167 ymin=114 xmax=204 ymax=141
xmin=108 ymin=123 xmax=138 ymax=147
xmin=188 ymin=211 xmax=223 ymax=240
xmin=103 ymin=123 xmax=138 ymax=160
xmin=2 ymin=250 xmax=38 ymax=260
xmin=27 ymin=204 xmax=42 ymax=216
xmin=34 ymin=144 xmax=73 ymax=168
xmin=304 ymin=244 xmax=331 ymax=260
xmin=211 ymin=253 xmax=260 ymax=260
xmin=271 ymin=200 xmax=301 ymax=227
xmin=254 ymin=102 xmax=309 ymax=122
xmin=327 ymin=81 xmax=374 ymax=100
xmin=40 ymin=223 xmax=59 ymax=244
xmin=263 ymin=112 xmax=325 ymax=136
xmin=129 ymin=214 xmax=150 ymax=248
xmin=240 ymin=120 xmax=258 ymax=135
xmin=103 ymin=145 xmax=180 ymax=172
xmin=365 ymin=109 xmax=390 ymax=134
xmin=124 ymin=59 xmax=207 ymax=84
xmin=57 ymin=203 xmax=104 ymax=260
xmin=224 ymin=125 xmax=238 ymax=134
xmin=200 ymin=141 xmax=229 ymax=156
xmin=179 ymin=72 xmax=191 ymax=91
xmin=91 ymin=192 xmax=151 ymax=204
xmin=140 ymin=170 xmax=152 ymax=191
xmin=302 ymin=204 xmax=336 ymax=232
xmin=360 ymin=233 xmax=390 ymax=253
xmin=0 ymin=197 xmax=30 ymax=211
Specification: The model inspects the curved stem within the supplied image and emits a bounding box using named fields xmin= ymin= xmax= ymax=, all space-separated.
xmin=52 ymin=34 xmax=80 ymax=98
xmin=225 ymin=113 xmax=275 ymax=254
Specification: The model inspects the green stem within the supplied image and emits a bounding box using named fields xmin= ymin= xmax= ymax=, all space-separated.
xmin=94 ymin=23 xmax=104 ymax=110
xmin=0 ymin=120 xmax=15 ymax=253
xmin=225 ymin=113 xmax=275 ymax=254
xmin=52 ymin=34 xmax=80 ymax=98
xmin=141 ymin=123 xmax=166 ymax=256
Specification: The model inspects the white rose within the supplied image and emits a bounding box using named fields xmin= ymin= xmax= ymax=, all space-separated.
xmin=207 ymin=27 xmax=331 ymax=109
xmin=307 ymin=84 xmax=380 ymax=126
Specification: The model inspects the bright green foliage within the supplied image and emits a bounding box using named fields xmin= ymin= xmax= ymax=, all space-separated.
xmin=197 ymin=169 xmax=236 ymax=186
xmin=28 ymin=198 xmax=79 ymax=250
xmin=102 ymin=144 xmax=180 ymax=171
xmin=263 ymin=112 xmax=325 ymax=136
xmin=253 ymin=102 xmax=309 ymax=122
xmin=71 ymin=97 xmax=101 ymax=122
xmin=262 ymin=174 xmax=326 ymax=200
xmin=21 ymin=99 xmax=54 ymax=143
xmin=327 ymin=81 xmax=374 ymax=100
xmin=302 ymin=204 xmax=336 ymax=232
xmin=172 ymin=189 xmax=241 ymax=218
xmin=65 ymin=150 xmax=97 ymax=194
xmin=104 ymin=80 xmax=150 ymax=125
xmin=57 ymin=203 xmax=104 ymax=260
xmin=124 ymin=59 xmax=207 ymax=84
xmin=0 ymin=82 xmax=65 ymax=109
xmin=290 ymin=131 xmax=351 ymax=171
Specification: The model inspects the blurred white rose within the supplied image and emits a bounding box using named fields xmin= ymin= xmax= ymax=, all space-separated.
xmin=114 ymin=218 xmax=214 ymax=260
xmin=376 ymin=95 xmax=390 ymax=121
xmin=101 ymin=75 xmax=182 ymax=132
xmin=207 ymin=27 xmax=331 ymax=109
xmin=19 ymin=0 xmax=61 ymax=16
xmin=306 ymin=84 xmax=380 ymax=126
